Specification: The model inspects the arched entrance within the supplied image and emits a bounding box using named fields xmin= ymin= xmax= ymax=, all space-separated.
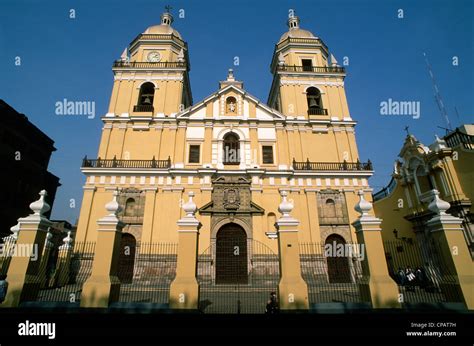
xmin=215 ymin=223 xmax=248 ymax=284
xmin=325 ymin=234 xmax=351 ymax=283
xmin=118 ymin=233 xmax=136 ymax=284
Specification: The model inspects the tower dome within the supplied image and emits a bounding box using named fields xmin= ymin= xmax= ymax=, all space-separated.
xmin=278 ymin=14 xmax=316 ymax=43
xmin=143 ymin=10 xmax=182 ymax=39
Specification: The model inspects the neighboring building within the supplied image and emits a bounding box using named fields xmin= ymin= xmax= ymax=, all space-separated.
xmin=0 ymin=100 xmax=61 ymax=238
xmin=373 ymin=125 xmax=474 ymax=256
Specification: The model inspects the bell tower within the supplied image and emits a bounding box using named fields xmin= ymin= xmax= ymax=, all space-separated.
xmin=107 ymin=8 xmax=192 ymax=118
xmin=267 ymin=13 xmax=349 ymax=122
xmin=267 ymin=12 xmax=360 ymax=163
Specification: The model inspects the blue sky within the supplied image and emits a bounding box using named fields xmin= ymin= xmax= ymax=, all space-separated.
xmin=0 ymin=0 xmax=472 ymax=223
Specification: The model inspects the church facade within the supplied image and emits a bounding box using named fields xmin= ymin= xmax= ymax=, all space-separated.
xmin=2 ymin=9 xmax=472 ymax=313
xmin=75 ymin=11 xmax=374 ymax=259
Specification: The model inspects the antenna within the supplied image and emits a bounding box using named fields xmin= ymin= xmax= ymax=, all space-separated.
xmin=423 ymin=52 xmax=452 ymax=131
xmin=454 ymin=106 xmax=461 ymax=123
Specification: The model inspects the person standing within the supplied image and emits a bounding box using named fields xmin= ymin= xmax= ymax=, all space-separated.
xmin=265 ymin=291 xmax=279 ymax=314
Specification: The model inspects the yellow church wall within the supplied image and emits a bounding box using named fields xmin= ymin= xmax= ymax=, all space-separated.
xmin=76 ymin=187 xmax=117 ymax=243
xmin=373 ymin=183 xmax=415 ymax=242
xmin=107 ymin=80 xmax=120 ymax=114
xmin=97 ymin=127 xmax=112 ymax=158
xmin=121 ymin=129 xmax=159 ymax=160
xmin=108 ymin=81 xmax=134 ymax=115
xmin=452 ymin=149 xmax=474 ymax=205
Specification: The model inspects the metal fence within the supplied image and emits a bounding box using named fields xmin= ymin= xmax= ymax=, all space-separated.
xmin=31 ymin=242 xmax=96 ymax=303
xmin=383 ymin=240 xmax=463 ymax=307
xmin=117 ymin=242 xmax=178 ymax=305
xmin=197 ymin=239 xmax=280 ymax=314
xmin=299 ymin=242 xmax=369 ymax=305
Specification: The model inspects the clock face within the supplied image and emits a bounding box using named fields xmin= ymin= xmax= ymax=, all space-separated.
xmin=147 ymin=51 xmax=161 ymax=62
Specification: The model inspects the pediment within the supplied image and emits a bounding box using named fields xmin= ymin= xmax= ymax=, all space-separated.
xmin=176 ymin=84 xmax=284 ymax=120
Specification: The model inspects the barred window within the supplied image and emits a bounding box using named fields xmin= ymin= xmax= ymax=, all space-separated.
xmin=262 ymin=146 xmax=274 ymax=164
xmin=189 ymin=145 xmax=200 ymax=163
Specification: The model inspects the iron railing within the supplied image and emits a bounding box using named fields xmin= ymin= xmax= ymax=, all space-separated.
xmin=299 ymin=242 xmax=368 ymax=305
xmin=276 ymin=37 xmax=328 ymax=53
xmin=308 ymin=107 xmax=328 ymax=115
xmin=129 ymin=33 xmax=186 ymax=49
xmin=197 ymin=239 xmax=280 ymax=314
xmin=117 ymin=242 xmax=178 ymax=305
xmin=133 ymin=104 xmax=154 ymax=113
xmin=383 ymin=240 xmax=463 ymax=307
xmin=82 ymin=156 xmax=172 ymax=169
xmin=113 ymin=61 xmax=187 ymax=69
xmin=276 ymin=65 xmax=345 ymax=74
xmin=292 ymin=159 xmax=373 ymax=171
xmin=444 ymin=128 xmax=474 ymax=150
xmin=22 ymin=242 xmax=96 ymax=304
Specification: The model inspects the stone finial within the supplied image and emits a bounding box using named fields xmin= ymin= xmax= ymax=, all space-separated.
xmin=105 ymin=189 xmax=122 ymax=216
xmin=355 ymin=190 xmax=373 ymax=217
xmin=182 ymin=191 xmax=197 ymax=217
xmin=278 ymin=190 xmax=294 ymax=218
xmin=120 ymin=47 xmax=129 ymax=63
xmin=60 ymin=230 xmax=74 ymax=250
xmin=330 ymin=53 xmax=339 ymax=67
xmin=428 ymin=190 xmax=450 ymax=215
xmin=10 ymin=222 xmax=20 ymax=240
xmin=278 ymin=52 xmax=285 ymax=66
xmin=177 ymin=48 xmax=185 ymax=62
xmin=29 ymin=190 xmax=51 ymax=217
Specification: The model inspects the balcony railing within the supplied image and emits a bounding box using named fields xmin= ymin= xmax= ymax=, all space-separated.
xmin=308 ymin=108 xmax=328 ymax=116
xmin=129 ymin=33 xmax=186 ymax=49
xmin=444 ymin=128 xmax=474 ymax=150
xmin=82 ymin=156 xmax=172 ymax=169
xmin=276 ymin=37 xmax=328 ymax=53
xmin=133 ymin=104 xmax=154 ymax=113
xmin=292 ymin=159 xmax=373 ymax=171
xmin=113 ymin=61 xmax=187 ymax=69
xmin=276 ymin=65 xmax=345 ymax=74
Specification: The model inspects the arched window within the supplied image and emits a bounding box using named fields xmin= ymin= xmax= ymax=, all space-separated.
xmin=325 ymin=198 xmax=336 ymax=218
xmin=138 ymin=82 xmax=155 ymax=106
xmin=226 ymin=96 xmax=237 ymax=114
xmin=124 ymin=198 xmax=136 ymax=217
xmin=223 ymin=132 xmax=240 ymax=164
xmin=307 ymin=87 xmax=324 ymax=115
xmin=416 ymin=166 xmax=433 ymax=193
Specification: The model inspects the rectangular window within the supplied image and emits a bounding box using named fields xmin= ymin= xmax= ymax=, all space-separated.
xmin=188 ymin=145 xmax=200 ymax=163
xmin=262 ymin=146 xmax=274 ymax=164
xmin=302 ymin=59 xmax=313 ymax=71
